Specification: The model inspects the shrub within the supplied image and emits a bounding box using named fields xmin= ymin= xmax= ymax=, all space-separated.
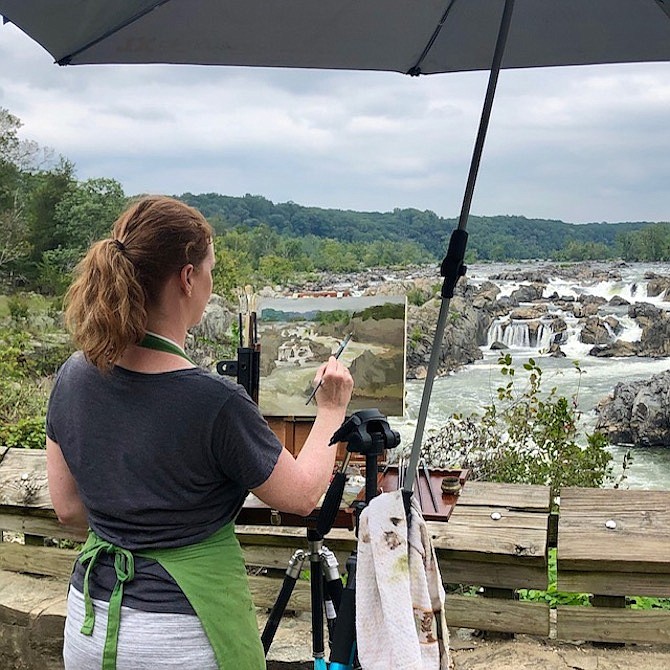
xmin=421 ymin=354 xmax=613 ymax=496
xmin=518 ymin=549 xmax=590 ymax=608
xmin=0 ymin=416 xmax=46 ymax=450
xmin=7 ymin=295 xmax=30 ymax=322
xmin=0 ymin=327 xmax=56 ymax=450
xmin=406 ymin=286 xmax=431 ymax=306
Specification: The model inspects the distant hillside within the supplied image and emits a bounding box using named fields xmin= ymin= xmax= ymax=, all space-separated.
xmin=178 ymin=192 xmax=656 ymax=261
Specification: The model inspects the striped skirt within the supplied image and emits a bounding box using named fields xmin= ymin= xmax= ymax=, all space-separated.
xmin=64 ymin=586 xmax=218 ymax=669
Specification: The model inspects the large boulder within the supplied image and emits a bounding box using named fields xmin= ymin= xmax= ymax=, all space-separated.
xmin=546 ymin=316 xmax=568 ymax=344
xmin=609 ymin=295 xmax=631 ymax=307
xmin=187 ymin=294 xmax=236 ymax=367
xmin=595 ymin=371 xmax=670 ymax=446
xmin=572 ymin=301 xmax=603 ymax=318
xmin=510 ymin=305 xmax=548 ymax=320
xmin=589 ymin=341 xmax=639 ymax=358
xmin=191 ymin=294 xmax=235 ymax=342
xmin=629 ymin=303 xmax=670 ymax=357
xmin=579 ymin=316 xmax=614 ymax=345
xmin=406 ymin=292 xmax=490 ymax=378
xmin=472 ymin=281 xmax=501 ymax=309
xmin=509 ymin=283 xmax=545 ymax=303
xmin=646 ymin=274 xmax=670 ymax=299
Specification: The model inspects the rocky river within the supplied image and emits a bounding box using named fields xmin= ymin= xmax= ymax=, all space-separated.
xmin=193 ymin=261 xmax=670 ymax=489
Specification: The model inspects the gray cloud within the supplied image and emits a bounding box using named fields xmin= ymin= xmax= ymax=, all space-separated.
xmin=1 ymin=21 xmax=669 ymax=224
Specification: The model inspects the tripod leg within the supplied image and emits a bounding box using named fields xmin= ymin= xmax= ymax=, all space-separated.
xmin=320 ymin=545 xmax=343 ymax=642
xmin=329 ymin=551 xmax=358 ymax=670
xmin=261 ymin=549 xmax=306 ymax=655
xmin=308 ymin=530 xmax=327 ymax=665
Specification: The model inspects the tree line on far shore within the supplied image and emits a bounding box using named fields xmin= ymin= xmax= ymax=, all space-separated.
xmin=2 ymin=105 xmax=670 ymax=299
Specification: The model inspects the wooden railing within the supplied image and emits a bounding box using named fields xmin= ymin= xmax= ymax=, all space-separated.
xmin=2 ymin=445 xmax=670 ymax=669
xmin=557 ymin=487 xmax=670 ymax=644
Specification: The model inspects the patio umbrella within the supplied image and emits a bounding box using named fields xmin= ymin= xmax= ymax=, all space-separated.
xmin=2 ymin=0 xmax=670 ymax=495
xmin=1 ymin=1 xmax=669 ymax=71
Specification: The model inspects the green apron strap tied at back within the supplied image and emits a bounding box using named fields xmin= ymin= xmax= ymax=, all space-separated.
xmin=78 ymin=533 xmax=135 ymax=670
xmin=76 ymin=524 xmax=264 ymax=670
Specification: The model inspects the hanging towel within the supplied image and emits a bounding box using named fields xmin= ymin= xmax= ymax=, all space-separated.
xmin=355 ymin=489 xmax=451 ymax=670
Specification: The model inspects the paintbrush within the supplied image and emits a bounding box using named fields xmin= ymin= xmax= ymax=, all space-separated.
xmin=305 ymin=332 xmax=352 ymax=405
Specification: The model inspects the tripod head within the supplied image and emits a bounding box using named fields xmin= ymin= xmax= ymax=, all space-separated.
xmin=314 ymin=409 xmax=400 ymax=538
xmin=329 ymin=408 xmax=401 ymax=456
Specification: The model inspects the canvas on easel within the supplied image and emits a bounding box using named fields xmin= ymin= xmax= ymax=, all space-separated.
xmin=257 ymin=294 xmax=406 ymax=418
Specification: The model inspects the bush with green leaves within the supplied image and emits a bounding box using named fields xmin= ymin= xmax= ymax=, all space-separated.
xmin=0 ymin=416 xmax=46 ymax=450
xmin=421 ymin=354 xmax=613 ymax=496
xmin=0 ymin=326 xmax=71 ymax=450
xmin=518 ymin=549 xmax=670 ymax=611
xmin=7 ymin=294 xmax=30 ymax=322
xmin=518 ymin=549 xmax=591 ymax=608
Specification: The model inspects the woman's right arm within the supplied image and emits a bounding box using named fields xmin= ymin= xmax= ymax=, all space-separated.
xmin=251 ymin=356 xmax=353 ymax=516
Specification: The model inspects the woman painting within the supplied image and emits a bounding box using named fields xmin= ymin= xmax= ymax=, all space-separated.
xmin=46 ymin=195 xmax=353 ymax=669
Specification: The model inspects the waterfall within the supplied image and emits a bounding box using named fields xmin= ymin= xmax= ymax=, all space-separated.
xmin=487 ymin=319 xmax=557 ymax=350
xmin=617 ymin=315 xmax=644 ymax=342
xmin=536 ymin=323 xmax=554 ymax=350
xmin=487 ymin=321 xmax=526 ymax=348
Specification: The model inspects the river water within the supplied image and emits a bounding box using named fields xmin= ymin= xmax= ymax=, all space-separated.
xmin=388 ymin=261 xmax=670 ymax=491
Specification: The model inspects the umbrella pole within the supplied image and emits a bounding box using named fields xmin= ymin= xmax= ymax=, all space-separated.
xmin=402 ymin=0 xmax=516 ymax=503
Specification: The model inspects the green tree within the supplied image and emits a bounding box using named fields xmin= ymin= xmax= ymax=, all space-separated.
xmin=616 ymin=223 xmax=670 ymax=261
xmin=53 ymin=177 xmax=126 ymax=251
xmin=257 ymin=254 xmax=295 ymax=285
xmin=314 ymin=239 xmax=359 ymax=272
xmin=37 ymin=247 xmax=83 ymax=295
xmin=0 ymin=195 xmax=31 ymax=283
xmin=247 ymin=224 xmax=281 ymax=265
xmin=212 ymin=239 xmax=254 ymax=299
xmin=639 ymin=224 xmax=670 ymax=261
xmin=0 ymin=108 xmax=23 ymax=212
xmin=555 ymin=239 xmax=613 ymax=261
xmin=26 ymin=158 xmax=76 ymax=263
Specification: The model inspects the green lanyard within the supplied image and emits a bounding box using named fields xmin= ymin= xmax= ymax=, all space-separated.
xmin=139 ymin=332 xmax=196 ymax=365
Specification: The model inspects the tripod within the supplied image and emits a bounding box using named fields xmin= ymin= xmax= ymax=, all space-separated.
xmin=261 ymin=409 xmax=401 ymax=670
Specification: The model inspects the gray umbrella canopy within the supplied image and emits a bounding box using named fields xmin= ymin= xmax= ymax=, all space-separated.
xmin=1 ymin=0 xmax=670 ymax=73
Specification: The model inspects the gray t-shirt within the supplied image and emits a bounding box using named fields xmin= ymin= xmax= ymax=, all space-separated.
xmin=46 ymin=352 xmax=283 ymax=611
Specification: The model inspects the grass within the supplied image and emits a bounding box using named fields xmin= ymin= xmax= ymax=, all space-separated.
xmin=0 ymin=292 xmax=58 ymax=319
xmin=518 ymin=548 xmax=670 ymax=610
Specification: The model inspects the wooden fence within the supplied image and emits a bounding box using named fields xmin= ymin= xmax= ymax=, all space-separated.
xmin=2 ymin=445 xmax=670 ymax=667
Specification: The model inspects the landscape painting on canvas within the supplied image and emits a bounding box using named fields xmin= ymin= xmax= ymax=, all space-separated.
xmin=257 ymin=295 xmax=406 ymax=417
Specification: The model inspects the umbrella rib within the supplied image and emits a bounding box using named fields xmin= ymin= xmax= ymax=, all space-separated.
xmin=57 ymin=0 xmax=175 ymax=65
xmin=407 ymin=0 xmax=459 ymax=76
xmin=654 ymin=0 xmax=670 ymax=20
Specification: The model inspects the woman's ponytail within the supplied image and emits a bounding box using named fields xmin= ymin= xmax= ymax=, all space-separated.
xmin=65 ymin=238 xmax=146 ymax=371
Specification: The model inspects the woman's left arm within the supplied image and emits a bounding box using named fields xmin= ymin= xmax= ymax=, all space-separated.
xmin=46 ymin=436 xmax=89 ymax=531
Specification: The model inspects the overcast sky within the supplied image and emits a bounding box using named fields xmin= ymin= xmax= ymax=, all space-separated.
xmin=1 ymin=20 xmax=669 ymax=225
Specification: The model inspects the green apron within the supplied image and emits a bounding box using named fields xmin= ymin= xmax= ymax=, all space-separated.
xmin=77 ymin=523 xmax=265 ymax=670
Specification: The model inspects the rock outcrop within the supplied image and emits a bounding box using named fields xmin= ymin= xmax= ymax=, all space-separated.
xmin=405 ymin=283 xmax=493 ymax=379
xmin=595 ymin=370 xmax=670 ymax=447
